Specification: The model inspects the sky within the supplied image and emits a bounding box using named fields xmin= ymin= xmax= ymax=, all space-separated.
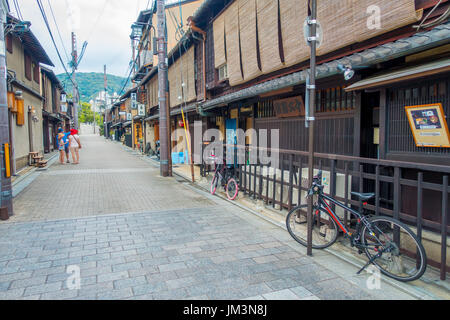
xmin=12 ymin=0 xmax=155 ymax=77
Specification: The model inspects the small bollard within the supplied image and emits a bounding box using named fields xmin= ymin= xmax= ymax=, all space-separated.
xmin=0 ymin=207 xmax=9 ymax=221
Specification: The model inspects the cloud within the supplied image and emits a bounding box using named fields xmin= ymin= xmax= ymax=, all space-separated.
xmin=15 ymin=0 xmax=151 ymax=77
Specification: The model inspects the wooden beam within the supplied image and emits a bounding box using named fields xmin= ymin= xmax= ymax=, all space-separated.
xmin=259 ymin=87 xmax=293 ymax=98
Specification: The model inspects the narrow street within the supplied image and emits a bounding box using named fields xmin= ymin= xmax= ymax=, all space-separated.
xmin=0 ymin=131 xmax=418 ymax=300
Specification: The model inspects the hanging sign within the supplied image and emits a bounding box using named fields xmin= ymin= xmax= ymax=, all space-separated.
xmin=127 ymin=113 xmax=132 ymax=121
xmin=405 ymin=103 xmax=450 ymax=148
xmin=273 ymin=96 xmax=305 ymax=118
xmin=138 ymin=103 xmax=145 ymax=116
xmin=131 ymin=92 xmax=137 ymax=109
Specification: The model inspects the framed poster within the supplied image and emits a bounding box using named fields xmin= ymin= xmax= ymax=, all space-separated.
xmin=405 ymin=103 xmax=450 ymax=148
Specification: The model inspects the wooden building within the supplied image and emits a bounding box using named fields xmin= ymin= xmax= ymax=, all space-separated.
xmin=5 ymin=14 xmax=54 ymax=171
xmin=40 ymin=66 xmax=67 ymax=154
xmin=187 ymin=0 xmax=450 ymax=277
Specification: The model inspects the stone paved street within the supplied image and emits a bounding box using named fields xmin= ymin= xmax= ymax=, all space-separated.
xmin=0 ymin=133 xmax=417 ymax=300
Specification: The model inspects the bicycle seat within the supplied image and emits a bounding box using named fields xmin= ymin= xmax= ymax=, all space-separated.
xmin=351 ymin=192 xmax=375 ymax=201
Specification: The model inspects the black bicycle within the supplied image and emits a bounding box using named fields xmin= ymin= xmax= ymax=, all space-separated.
xmin=209 ymin=155 xmax=239 ymax=201
xmin=286 ymin=171 xmax=427 ymax=282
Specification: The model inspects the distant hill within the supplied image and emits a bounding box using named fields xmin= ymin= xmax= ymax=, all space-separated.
xmin=56 ymin=72 xmax=130 ymax=102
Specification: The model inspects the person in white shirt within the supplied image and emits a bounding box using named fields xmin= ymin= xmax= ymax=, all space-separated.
xmin=69 ymin=129 xmax=82 ymax=164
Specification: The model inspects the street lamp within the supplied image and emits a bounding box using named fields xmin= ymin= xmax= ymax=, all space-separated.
xmin=130 ymin=23 xmax=143 ymax=40
xmin=337 ymin=64 xmax=355 ymax=81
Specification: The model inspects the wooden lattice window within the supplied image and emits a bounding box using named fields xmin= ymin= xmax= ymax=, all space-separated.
xmin=24 ymin=53 xmax=32 ymax=81
xmin=33 ymin=62 xmax=40 ymax=84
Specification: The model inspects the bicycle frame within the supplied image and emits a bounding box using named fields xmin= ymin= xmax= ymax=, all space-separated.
xmin=314 ymin=191 xmax=382 ymax=249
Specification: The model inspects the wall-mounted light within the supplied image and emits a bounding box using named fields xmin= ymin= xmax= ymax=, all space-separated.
xmin=14 ymin=90 xmax=23 ymax=99
xmin=337 ymin=64 xmax=355 ymax=81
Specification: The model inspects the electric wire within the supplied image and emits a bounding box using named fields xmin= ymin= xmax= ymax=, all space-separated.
xmin=46 ymin=0 xmax=70 ymax=62
xmin=414 ymin=0 xmax=443 ymax=30
xmin=36 ymin=0 xmax=77 ymax=89
xmin=13 ymin=0 xmax=23 ymax=20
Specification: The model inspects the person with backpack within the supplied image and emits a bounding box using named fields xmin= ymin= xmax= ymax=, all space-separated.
xmin=68 ymin=129 xmax=82 ymax=164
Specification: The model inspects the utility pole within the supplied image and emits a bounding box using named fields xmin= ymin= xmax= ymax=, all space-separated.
xmin=0 ymin=3 xmax=13 ymax=218
xmin=306 ymin=0 xmax=317 ymax=256
xmin=71 ymin=32 xmax=79 ymax=130
xmin=104 ymin=64 xmax=107 ymax=138
xmin=157 ymin=0 xmax=170 ymax=177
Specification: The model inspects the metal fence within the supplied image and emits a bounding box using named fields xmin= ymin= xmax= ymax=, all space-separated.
xmin=201 ymin=144 xmax=450 ymax=280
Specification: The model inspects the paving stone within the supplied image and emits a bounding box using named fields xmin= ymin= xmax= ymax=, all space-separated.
xmin=262 ymin=289 xmax=301 ymax=300
xmin=0 ymin=288 xmax=25 ymax=299
xmin=23 ymin=282 xmax=62 ymax=297
xmin=112 ymin=261 xmax=142 ymax=273
xmin=158 ymin=262 xmax=187 ymax=273
xmin=10 ymin=276 xmax=47 ymax=289
xmin=289 ymin=286 xmax=315 ymax=299
xmin=97 ymin=271 xmax=129 ymax=283
xmin=132 ymin=281 xmax=168 ymax=296
xmin=114 ymin=276 xmax=147 ymax=290
xmin=97 ymin=288 xmax=134 ymax=300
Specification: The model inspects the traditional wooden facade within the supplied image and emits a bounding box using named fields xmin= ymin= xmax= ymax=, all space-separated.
xmin=40 ymin=66 xmax=66 ymax=154
xmin=189 ymin=0 xmax=450 ymax=277
xmin=5 ymin=14 xmax=54 ymax=172
xmin=118 ymin=0 xmax=450 ymax=278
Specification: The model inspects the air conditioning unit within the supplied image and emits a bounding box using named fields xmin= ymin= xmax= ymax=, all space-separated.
xmin=218 ymin=64 xmax=228 ymax=81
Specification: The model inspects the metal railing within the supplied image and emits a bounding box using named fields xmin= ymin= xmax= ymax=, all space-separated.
xmin=202 ymin=143 xmax=450 ymax=280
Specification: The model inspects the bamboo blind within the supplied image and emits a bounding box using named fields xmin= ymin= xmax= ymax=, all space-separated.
xmin=224 ymin=1 xmax=243 ymax=86
xmin=279 ymin=0 xmax=309 ymax=67
xmin=213 ymin=14 xmax=226 ymax=68
xmin=169 ymin=46 xmax=196 ymax=108
xmin=256 ymin=0 xmax=281 ymax=76
xmin=317 ymin=0 xmax=355 ymax=56
xmin=215 ymin=0 xmax=422 ymax=87
xmin=169 ymin=57 xmax=181 ymax=108
xmin=353 ymin=0 xmax=422 ymax=42
xmin=184 ymin=46 xmax=196 ymax=102
xmin=148 ymin=74 xmax=159 ymax=108
xmin=239 ymin=0 xmax=261 ymax=82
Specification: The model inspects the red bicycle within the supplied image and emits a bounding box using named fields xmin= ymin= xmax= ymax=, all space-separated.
xmin=209 ymin=155 xmax=239 ymax=201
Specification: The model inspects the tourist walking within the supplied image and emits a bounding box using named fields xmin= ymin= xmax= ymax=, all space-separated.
xmin=69 ymin=129 xmax=82 ymax=164
xmin=57 ymin=128 xmax=66 ymax=164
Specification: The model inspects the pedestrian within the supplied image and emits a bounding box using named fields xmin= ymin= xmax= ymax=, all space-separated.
xmin=57 ymin=128 xmax=66 ymax=165
xmin=69 ymin=129 xmax=82 ymax=164
xmin=63 ymin=128 xmax=71 ymax=163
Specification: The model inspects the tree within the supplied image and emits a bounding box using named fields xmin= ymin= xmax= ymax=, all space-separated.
xmin=78 ymin=101 xmax=93 ymax=123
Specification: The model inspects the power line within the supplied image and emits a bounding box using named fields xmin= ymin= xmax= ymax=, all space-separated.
xmin=36 ymin=0 xmax=76 ymax=88
xmin=46 ymin=0 xmax=70 ymax=62
xmin=13 ymin=0 xmax=23 ymax=20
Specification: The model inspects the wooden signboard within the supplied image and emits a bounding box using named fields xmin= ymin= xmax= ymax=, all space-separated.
xmin=273 ymin=96 xmax=305 ymax=118
xmin=405 ymin=103 xmax=450 ymax=148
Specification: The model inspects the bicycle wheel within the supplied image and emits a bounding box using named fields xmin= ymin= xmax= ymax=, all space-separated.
xmin=226 ymin=178 xmax=239 ymax=200
xmin=286 ymin=205 xmax=339 ymax=249
xmin=361 ymin=216 xmax=427 ymax=282
xmin=210 ymin=175 xmax=218 ymax=195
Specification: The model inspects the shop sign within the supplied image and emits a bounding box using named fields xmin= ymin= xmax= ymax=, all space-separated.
xmin=127 ymin=113 xmax=132 ymax=121
xmin=138 ymin=103 xmax=145 ymax=116
xmin=273 ymin=96 xmax=305 ymax=118
xmin=131 ymin=93 xmax=137 ymax=109
xmin=405 ymin=103 xmax=450 ymax=148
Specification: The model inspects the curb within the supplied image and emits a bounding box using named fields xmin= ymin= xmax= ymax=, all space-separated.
xmin=12 ymin=153 xmax=59 ymax=198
